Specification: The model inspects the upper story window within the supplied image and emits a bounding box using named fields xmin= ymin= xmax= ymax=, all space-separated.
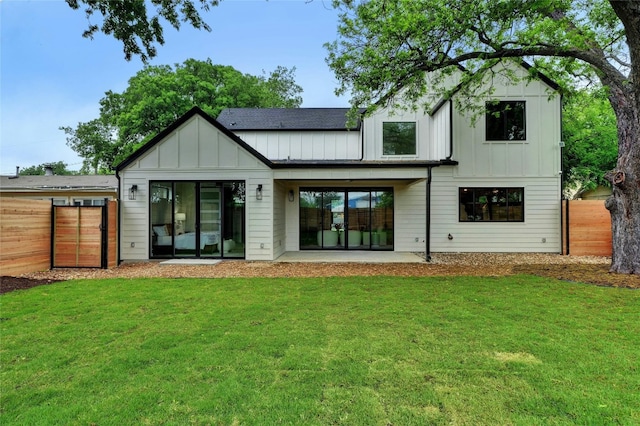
xmin=383 ymin=122 xmax=416 ymax=155
xmin=486 ymin=101 xmax=526 ymax=141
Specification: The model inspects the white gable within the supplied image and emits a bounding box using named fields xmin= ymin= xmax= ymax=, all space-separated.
xmin=126 ymin=115 xmax=270 ymax=172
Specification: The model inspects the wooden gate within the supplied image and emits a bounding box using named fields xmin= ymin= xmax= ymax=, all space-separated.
xmin=53 ymin=204 xmax=108 ymax=268
xmin=562 ymin=200 xmax=612 ymax=256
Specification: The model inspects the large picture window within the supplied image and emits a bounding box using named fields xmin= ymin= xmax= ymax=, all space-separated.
xmin=383 ymin=122 xmax=416 ymax=155
xmin=459 ymin=187 xmax=524 ymax=222
xmin=486 ymin=101 xmax=526 ymax=141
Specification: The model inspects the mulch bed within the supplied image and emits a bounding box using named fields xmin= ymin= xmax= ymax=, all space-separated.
xmin=0 ymin=277 xmax=64 ymax=294
xmin=2 ymin=257 xmax=638 ymax=294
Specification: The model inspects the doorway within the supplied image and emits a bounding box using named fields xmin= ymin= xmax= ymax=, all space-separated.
xmin=150 ymin=181 xmax=245 ymax=258
xmin=299 ymin=188 xmax=393 ymax=250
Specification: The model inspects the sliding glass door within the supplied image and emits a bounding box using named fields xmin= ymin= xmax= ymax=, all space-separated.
xmin=299 ymin=188 xmax=393 ymax=250
xmin=150 ymin=181 xmax=245 ymax=258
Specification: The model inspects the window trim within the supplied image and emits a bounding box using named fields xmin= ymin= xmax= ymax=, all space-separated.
xmin=485 ymin=101 xmax=526 ymax=142
xmin=459 ymin=187 xmax=525 ymax=222
xmin=382 ymin=121 xmax=418 ymax=156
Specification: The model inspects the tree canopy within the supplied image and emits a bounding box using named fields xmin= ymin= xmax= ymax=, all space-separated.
xmin=61 ymin=59 xmax=303 ymax=172
xmin=66 ymin=0 xmax=220 ymax=62
xmin=19 ymin=161 xmax=77 ymax=176
xmin=327 ymin=0 xmax=639 ymax=274
xmin=562 ymin=88 xmax=618 ymax=199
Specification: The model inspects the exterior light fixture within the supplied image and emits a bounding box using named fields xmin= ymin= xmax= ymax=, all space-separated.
xmin=256 ymin=184 xmax=263 ymax=200
xmin=288 ymin=189 xmax=294 ymax=202
xmin=128 ymin=184 xmax=138 ymax=200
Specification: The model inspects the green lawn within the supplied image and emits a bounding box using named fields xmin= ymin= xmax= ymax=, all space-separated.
xmin=1 ymin=275 xmax=638 ymax=425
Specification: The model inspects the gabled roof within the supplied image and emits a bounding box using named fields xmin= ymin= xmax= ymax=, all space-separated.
xmin=429 ymin=60 xmax=562 ymax=116
xmin=0 ymin=174 xmax=117 ymax=191
xmin=115 ymin=106 xmax=274 ymax=172
xmin=217 ymin=108 xmax=364 ymax=131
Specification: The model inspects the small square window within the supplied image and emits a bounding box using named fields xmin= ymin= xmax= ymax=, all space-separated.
xmin=486 ymin=101 xmax=526 ymax=141
xmin=383 ymin=122 xmax=416 ymax=155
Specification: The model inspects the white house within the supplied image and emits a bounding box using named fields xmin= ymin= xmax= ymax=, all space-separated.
xmin=115 ymin=62 xmax=562 ymax=261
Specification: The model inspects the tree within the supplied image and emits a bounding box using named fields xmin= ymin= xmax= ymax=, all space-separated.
xmin=60 ymin=119 xmax=118 ymax=174
xmin=562 ymin=88 xmax=618 ymax=199
xmin=61 ymin=59 xmax=303 ymax=170
xmin=19 ymin=161 xmax=76 ymax=176
xmin=66 ymin=0 xmax=220 ymax=62
xmin=327 ymin=0 xmax=639 ymax=274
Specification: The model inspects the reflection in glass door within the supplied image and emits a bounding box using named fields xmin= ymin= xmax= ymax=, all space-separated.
xmin=199 ymin=184 xmax=220 ymax=256
xmin=346 ymin=191 xmax=369 ymax=248
xmin=150 ymin=181 xmax=245 ymax=258
xmin=299 ymin=188 xmax=393 ymax=250
xmin=174 ymin=182 xmax=196 ymax=257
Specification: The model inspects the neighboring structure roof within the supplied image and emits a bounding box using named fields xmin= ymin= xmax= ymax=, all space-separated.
xmin=0 ymin=174 xmax=118 ymax=192
xmin=217 ymin=108 xmax=364 ymax=131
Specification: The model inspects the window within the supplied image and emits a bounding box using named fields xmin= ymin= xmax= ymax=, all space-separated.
xmin=486 ymin=101 xmax=525 ymax=141
xmin=150 ymin=181 xmax=245 ymax=258
xmin=73 ymin=198 xmax=106 ymax=206
xmin=383 ymin=122 xmax=416 ymax=155
xmin=459 ymin=187 xmax=524 ymax=222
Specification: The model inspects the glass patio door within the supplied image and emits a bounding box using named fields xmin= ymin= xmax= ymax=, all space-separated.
xmin=150 ymin=181 xmax=245 ymax=258
xmin=299 ymin=188 xmax=393 ymax=250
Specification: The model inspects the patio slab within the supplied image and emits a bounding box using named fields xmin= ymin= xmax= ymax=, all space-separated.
xmin=160 ymin=259 xmax=222 ymax=265
xmin=275 ymin=251 xmax=425 ymax=263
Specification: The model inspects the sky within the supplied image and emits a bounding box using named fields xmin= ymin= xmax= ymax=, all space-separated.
xmin=0 ymin=0 xmax=349 ymax=174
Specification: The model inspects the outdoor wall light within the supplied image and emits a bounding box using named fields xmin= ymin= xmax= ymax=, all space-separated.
xmin=128 ymin=184 xmax=138 ymax=200
xmin=256 ymin=184 xmax=263 ymax=200
xmin=288 ymin=189 xmax=294 ymax=202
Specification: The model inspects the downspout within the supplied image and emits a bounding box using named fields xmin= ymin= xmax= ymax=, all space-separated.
xmin=425 ymin=166 xmax=433 ymax=262
xmin=559 ymin=94 xmax=565 ymax=255
xmin=360 ymin=114 xmax=365 ymax=161
xmin=446 ymin=100 xmax=454 ymax=161
xmin=115 ymin=169 xmax=121 ymax=265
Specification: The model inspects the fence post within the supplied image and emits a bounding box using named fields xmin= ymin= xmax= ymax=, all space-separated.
xmin=101 ymin=198 xmax=108 ymax=269
xmin=50 ymin=199 xmax=55 ymax=269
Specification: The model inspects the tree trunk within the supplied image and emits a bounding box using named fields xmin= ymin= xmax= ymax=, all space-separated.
xmin=605 ymin=113 xmax=640 ymax=275
xmin=605 ymin=1 xmax=640 ymax=275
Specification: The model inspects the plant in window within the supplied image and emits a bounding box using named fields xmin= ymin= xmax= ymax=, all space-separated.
xmin=486 ymin=101 xmax=525 ymax=141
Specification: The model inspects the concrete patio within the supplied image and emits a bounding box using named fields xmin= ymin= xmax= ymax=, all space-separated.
xmin=275 ymin=251 xmax=425 ymax=263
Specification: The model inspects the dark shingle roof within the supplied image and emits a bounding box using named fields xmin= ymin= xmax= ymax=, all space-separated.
xmin=217 ymin=108 xmax=363 ymax=131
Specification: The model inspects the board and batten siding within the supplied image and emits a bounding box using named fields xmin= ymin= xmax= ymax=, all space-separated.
xmin=119 ymin=115 xmax=274 ymax=261
xmin=453 ymin=64 xmax=561 ymax=179
xmin=272 ymin=182 xmax=287 ymax=259
xmin=234 ymin=130 xmax=361 ymax=161
xmin=362 ymin=107 xmax=449 ymax=161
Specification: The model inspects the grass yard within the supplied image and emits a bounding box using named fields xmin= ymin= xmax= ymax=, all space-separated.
xmin=1 ymin=275 xmax=638 ymax=425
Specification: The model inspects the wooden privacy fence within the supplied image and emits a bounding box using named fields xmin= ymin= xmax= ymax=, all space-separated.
xmin=562 ymin=200 xmax=612 ymax=256
xmin=0 ymin=198 xmax=51 ymax=276
xmin=0 ymin=198 xmax=117 ymax=276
